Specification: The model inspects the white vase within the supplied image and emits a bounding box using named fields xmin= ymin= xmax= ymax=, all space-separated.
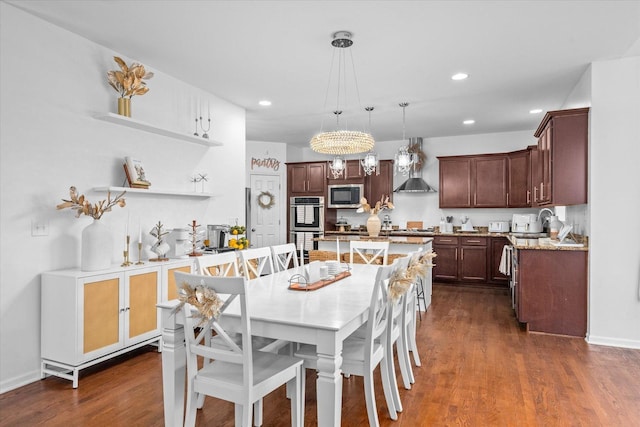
xmin=366 ymin=214 xmax=381 ymax=237
xmin=81 ymin=220 xmax=113 ymax=271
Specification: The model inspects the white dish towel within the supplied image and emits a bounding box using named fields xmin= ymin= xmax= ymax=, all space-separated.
xmin=499 ymin=245 xmax=512 ymax=275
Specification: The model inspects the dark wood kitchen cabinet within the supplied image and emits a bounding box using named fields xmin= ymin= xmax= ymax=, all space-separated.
xmin=507 ymin=149 xmax=531 ymax=207
xmin=533 ymin=108 xmax=589 ymax=206
xmin=287 ymin=162 xmax=326 ymax=196
xmin=438 ymin=157 xmax=472 ymax=207
xmin=432 ymin=235 xmax=490 ymax=284
xmin=327 ymin=160 xmax=364 ymax=184
xmin=432 ymin=236 xmax=459 ymax=281
xmin=438 ymin=154 xmax=507 ymax=208
xmin=516 ymin=248 xmax=587 ymax=337
xmin=365 ymin=159 xmax=394 ymax=204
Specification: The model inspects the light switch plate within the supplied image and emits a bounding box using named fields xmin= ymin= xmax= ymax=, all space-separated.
xmin=32 ymin=220 xmax=49 ymax=236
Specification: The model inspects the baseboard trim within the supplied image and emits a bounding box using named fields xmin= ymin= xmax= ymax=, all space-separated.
xmin=0 ymin=369 xmax=40 ymax=395
xmin=586 ymin=334 xmax=640 ymax=350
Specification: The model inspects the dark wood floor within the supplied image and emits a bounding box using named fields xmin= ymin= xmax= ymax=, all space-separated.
xmin=2 ymin=284 xmax=639 ymax=426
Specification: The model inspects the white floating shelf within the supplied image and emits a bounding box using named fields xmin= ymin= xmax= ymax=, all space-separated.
xmin=94 ymin=112 xmax=223 ymax=147
xmin=93 ymin=187 xmax=215 ymax=198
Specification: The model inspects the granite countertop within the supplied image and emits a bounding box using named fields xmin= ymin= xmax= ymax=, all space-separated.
xmin=508 ymin=235 xmax=589 ymax=251
xmin=316 ymin=235 xmax=434 ymax=245
xmin=324 ymin=227 xmax=509 ymax=238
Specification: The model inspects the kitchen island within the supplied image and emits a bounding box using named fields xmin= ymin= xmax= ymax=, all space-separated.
xmin=317 ymin=234 xmax=434 ymax=254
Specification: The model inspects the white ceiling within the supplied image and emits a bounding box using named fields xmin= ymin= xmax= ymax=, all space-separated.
xmin=8 ymin=0 xmax=640 ymax=147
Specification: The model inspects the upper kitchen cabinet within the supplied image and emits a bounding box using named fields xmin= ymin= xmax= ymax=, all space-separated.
xmin=507 ymin=149 xmax=531 ymax=207
xmin=438 ymin=157 xmax=472 ymax=207
xmin=327 ymin=160 xmax=364 ymax=184
xmin=365 ymin=160 xmax=394 ymax=204
xmin=287 ymin=162 xmax=327 ymax=196
xmin=534 ymin=108 xmax=589 ymax=206
xmin=438 ymin=154 xmax=507 ymax=208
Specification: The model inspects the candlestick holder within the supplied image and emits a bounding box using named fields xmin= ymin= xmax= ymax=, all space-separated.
xmin=135 ymin=242 xmax=144 ymax=265
xmin=121 ymin=235 xmax=132 ymax=266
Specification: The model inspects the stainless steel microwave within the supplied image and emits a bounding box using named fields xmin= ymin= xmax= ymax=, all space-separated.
xmin=328 ymin=184 xmax=363 ymax=208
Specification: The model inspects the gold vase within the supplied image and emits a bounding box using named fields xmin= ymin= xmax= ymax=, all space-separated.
xmin=117 ymin=97 xmax=131 ymax=117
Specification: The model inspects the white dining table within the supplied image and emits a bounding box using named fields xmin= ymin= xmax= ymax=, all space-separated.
xmin=158 ymin=263 xmax=380 ymax=427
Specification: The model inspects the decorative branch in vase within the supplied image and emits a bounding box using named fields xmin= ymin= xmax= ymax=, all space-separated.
xmin=56 ymin=186 xmax=126 ymax=271
xmin=107 ymin=56 xmax=154 ymax=117
xmin=356 ymin=195 xmax=394 ymax=237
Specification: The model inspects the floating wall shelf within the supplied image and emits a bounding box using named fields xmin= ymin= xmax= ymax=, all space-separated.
xmin=93 ymin=186 xmax=215 ymax=198
xmin=94 ymin=113 xmax=224 ymax=147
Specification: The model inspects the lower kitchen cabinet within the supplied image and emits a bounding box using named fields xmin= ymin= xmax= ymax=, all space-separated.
xmin=433 ymin=235 xmax=508 ymax=286
xmin=41 ymin=259 xmax=193 ymax=388
xmin=515 ymin=249 xmax=587 ymax=337
xmin=162 ymin=258 xmax=194 ymax=301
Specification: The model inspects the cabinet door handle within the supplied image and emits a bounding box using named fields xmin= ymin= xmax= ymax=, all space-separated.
xmin=540 ymin=182 xmax=544 ymax=199
xmin=527 ymin=190 xmax=531 ymax=204
xmin=440 ymin=239 xmax=452 ymax=242
xmin=461 ymin=248 xmax=464 ymax=260
xmin=467 ymin=240 xmax=481 ymax=243
xmin=533 ymin=186 xmax=538 ymax=202
xmin=474 ymin=194 xmax=477 ymax=205
xmin=455 ymin=248 xmax=458 ymax=260
xmin=506 ymin=193 xmax=509 ymax=206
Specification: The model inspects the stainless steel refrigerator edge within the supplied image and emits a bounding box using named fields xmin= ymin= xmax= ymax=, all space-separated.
xmin=245 ymin=187 xmax=252 ymax=246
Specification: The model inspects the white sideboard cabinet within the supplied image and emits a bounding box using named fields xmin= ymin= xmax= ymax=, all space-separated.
xmin=41 ymin=259 xmax=193 ymax=388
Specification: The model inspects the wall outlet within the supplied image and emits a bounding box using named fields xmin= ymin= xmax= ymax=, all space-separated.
xmin=31 ymin=220 xmax=49 ymax=236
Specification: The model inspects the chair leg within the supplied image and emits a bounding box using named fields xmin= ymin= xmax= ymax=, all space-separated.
xmin=288 ymin=366 xmax=303 ymax=427
xmin=363 ymin=368 xmax=381 ymax=427
xmin=409 ymin=309 xmax=422 ymax=367
xmin=184 ymin=384 xmax=199 ymax=427
xmin=379 ymin=352 xmax=399 ymax=420
xmin=397 ymin=327 xmax=414 ymax=390
xmin=253 ymin=399 xmax=263 ymax=426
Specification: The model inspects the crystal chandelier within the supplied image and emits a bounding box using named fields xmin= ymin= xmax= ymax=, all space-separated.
xmin=329 ymin=155 xmax=346 ymax=179
xmin=394 ymin=102 xmax=416 ymax=176
xmin=309 ymin=31 xmax=375 ymax=155
xmin=360 ymin=106 xmax=379 ymax=176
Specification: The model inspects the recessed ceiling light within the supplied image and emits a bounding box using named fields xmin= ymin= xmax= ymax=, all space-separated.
xmin=451 ymin=73 xmax=469 ymax=81
xmin=463 ymin=119 xmax=475 ymax=125
xmin=529 ymin=108 xmax=543 ymax=114
xmin=258 ymin=100 xmax=272 ymax=107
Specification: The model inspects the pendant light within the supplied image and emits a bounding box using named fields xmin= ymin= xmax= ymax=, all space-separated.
xmin=309 ymin=31 xmax=375 ymax=155
xmin=360 ymin=106 xmax=379 ymax=176
xmin=394 ymin=102 xmax=416 ymax=176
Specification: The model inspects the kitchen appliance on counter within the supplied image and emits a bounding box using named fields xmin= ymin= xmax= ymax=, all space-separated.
xmin=489 ymin=220 xmax=511 ymax=233
xmin=207 ymin=224 xmax=230 ymax=250
xmin=512 ymin=214 xmax=543 ymax=234
xmin=382 ymin=214 xmax=393 ymax=230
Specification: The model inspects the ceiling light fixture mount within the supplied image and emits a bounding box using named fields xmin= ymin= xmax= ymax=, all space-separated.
xmin=309 ymin=31 xmax=375 ymax=155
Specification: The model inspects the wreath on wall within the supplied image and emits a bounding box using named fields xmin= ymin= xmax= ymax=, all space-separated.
xmin=257 ymin=191 xmax=276 ymax=210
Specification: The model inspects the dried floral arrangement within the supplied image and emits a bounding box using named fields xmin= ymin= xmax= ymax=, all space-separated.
xmin=356 ymin=195 xmax=395 ymax=215
xmin=56 ymin=186 xmax=126 ymax=220
xmin=172 ymin=281 xmax=224 ymax=326
xmin=388 ymin=250 xmax=437 ymax=302
xmin=107 ymin=56 xmax=154 ymax=98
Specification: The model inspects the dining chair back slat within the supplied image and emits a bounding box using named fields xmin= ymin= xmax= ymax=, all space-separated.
xmin=350 ymin=241 xmax=389 ymax=265
xmin=196 ymin=252 xmax=240 ymax=277
xmin=239 ymin=247 xmax=274 ymax=278
xmin=271 ymin=243 xmax=299 ymax=272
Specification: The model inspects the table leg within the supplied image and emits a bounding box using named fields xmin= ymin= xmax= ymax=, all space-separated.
xmin=160 ymin=306 xmax=186 ymax=427
xmin=315 ymin=345 xmax=343 ymax=427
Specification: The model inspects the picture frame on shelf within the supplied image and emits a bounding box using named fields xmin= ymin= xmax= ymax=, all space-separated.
xmin=124 ymin=156 xmax=151 ymax=188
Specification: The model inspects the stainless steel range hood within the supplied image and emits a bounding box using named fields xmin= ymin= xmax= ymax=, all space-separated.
xmin=393 ymin=137 xmax=437 ymax=193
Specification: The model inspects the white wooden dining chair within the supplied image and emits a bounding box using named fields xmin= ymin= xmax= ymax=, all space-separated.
xmin=196 ymin=252 xmax=240 ymax=277
xmin=270 ymin=243 xmax=299 ymax=272
xmin=349 ymin=240 xmax=389 ymax=265
xmin=240 ymin=247 xmax=275 ymax=278
xmin=175 ymin=272 xmax=304 ymax=427
xmin=293 ymin=264 xmax=400 ymax=427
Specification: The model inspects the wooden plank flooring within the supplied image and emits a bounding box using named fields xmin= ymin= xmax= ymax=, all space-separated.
xmin=1 ymin=284 xmax=639 ymax=426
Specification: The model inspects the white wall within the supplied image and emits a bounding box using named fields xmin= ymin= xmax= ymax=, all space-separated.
xmin=288 ymin=130 xmax=540 ymax=229
xmin=246 ymin=140 xmax=288 ymax=244
xmin=0 ymin=3 xmax=246 ymax=392
xmin=587 ymin=55 xmax=640 ymax=348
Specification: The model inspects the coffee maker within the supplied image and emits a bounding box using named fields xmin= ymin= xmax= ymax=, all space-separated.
xmin=207 ymin=224 xmax=230 ymax=250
